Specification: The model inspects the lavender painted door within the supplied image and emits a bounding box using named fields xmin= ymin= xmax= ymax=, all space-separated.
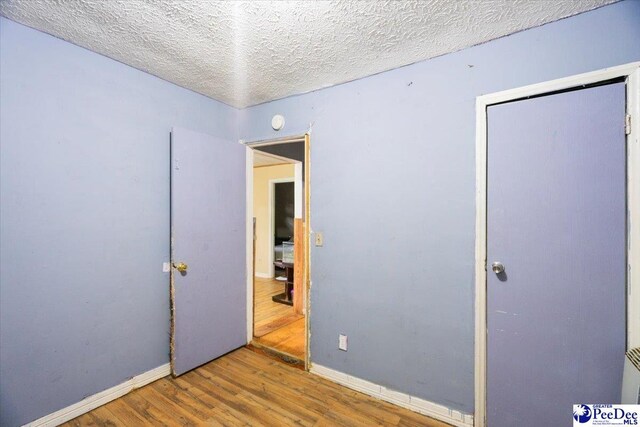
xmin=486 ymin=83 xmax=626 ymax=426
xmin=170 ymin=127 xmax=246 ymax=376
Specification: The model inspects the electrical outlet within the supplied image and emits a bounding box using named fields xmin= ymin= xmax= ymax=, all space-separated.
xmin=315 ymin=232 xmax=324 ymax=247
xmin=162 ymin=262 xmax=171 ymax=272
xmin=338 ymin=334 xmax=348 ymax=351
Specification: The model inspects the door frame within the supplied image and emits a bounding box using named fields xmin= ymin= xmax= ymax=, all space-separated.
xmin=242 ymin=133 xmax=311 ymax=369
xmin=474 ymin=62 xmax=640 ymax=427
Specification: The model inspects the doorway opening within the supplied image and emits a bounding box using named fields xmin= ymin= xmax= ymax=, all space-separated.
xmin=246 ymin=135 xmax=310 ymax=367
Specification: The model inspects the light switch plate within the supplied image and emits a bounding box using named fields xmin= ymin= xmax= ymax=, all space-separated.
xmin=338 ymin=334 xmax=348 ymax=351
xmin=162 ymin=262 xmax=171 ymax=272
xmin=315 ymin=232 xmax=324 ymax=247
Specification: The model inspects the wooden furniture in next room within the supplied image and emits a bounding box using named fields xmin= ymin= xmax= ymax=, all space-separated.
xmin=272 ymin=261 xmax=294 ymax=306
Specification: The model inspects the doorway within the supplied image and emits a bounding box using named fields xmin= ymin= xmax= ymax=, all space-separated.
xmin=245 ymin=135 xmax=310 ymax=367
xmin=474 ymin=63 xmax=640 ymax=427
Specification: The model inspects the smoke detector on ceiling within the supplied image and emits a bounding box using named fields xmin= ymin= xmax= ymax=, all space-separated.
xmin=271 ymin=114 xmax=285 ymax=131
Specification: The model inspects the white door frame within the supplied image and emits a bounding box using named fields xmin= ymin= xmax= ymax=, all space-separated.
xmin=241 ymin=134 xmax=311 ymax=367
xmin=475 ymin=62 xmax=640 ymax=427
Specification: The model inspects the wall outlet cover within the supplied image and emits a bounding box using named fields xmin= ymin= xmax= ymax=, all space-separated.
xmin=339 ymin=334 xmax=348 ymax=351
xmin=315 ymin=232 xmax=324 ymax=247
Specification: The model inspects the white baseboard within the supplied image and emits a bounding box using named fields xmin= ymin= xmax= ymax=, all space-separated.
xmin=254 ymin=272 xmax=273 ymax=279
xmin=23 ymin=363 xmax=171 ymax=427
xmin=310 ymin=364 xmax=474 ymax=427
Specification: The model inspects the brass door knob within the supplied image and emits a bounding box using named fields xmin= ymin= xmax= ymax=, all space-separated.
xmin=173 ymin=262 xmax=188 ymax=273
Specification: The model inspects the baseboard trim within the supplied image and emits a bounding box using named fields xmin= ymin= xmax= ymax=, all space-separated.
xmin=310 ymin=364 xmax=474 ymax=427
xmin=23 ymin=363 xmax=171 ymax=427
xmin=254 ymin=272 xmax=273 ymax=279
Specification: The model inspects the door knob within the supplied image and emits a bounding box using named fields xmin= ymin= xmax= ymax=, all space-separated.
xmin=491 ymin=262 xmax=505 ymax=274
xmin=173 ymin=262 xmax=188 ymax=273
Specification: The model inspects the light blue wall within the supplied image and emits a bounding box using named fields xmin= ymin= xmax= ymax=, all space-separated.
xmin=2 ymin=2 xmax=640 ymax=425
xmin=238 ymin=1 xmax=640 ymax=414
xmin=0 ymin=17 xmax=237 ymax=426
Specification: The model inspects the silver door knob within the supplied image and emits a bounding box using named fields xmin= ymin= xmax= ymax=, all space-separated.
xmin=491 ymin=262 xmax=505 ymax=274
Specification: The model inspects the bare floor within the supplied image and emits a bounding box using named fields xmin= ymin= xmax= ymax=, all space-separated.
xmin=253 ymin=277 xmax=305 ymax=360
xmin=63 ymin=348 xmax=449 ymax=426
xmin=255 ymin=317 xmax=305 ymax=360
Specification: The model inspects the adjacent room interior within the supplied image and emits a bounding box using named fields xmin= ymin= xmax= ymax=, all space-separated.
xmin=0 ymin=1 xmax=639 ymax=426
xmin=251 ymin=140 xmax=307 ymax=363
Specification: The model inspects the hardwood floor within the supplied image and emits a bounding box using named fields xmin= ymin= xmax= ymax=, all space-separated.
xmin=254 ymin=317 xmax=305 ymax=360
xmin=63 ymin=348 xmax=448 ymax=426
xmin=253 ymin=277 xmax=305 ymax=361
xmin=253 ymin=277 xmax=302 ymax=338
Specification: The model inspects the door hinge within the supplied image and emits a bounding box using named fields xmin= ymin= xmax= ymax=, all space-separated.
xmin=626 ymin=114 xmax=632 ymax=135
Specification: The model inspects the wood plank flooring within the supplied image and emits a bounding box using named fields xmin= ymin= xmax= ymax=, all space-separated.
xmin=254 ymin=317 xmax=305 ymax=360
xmin=253 ymin=277 xmax=306 ymax=360
xmin=253 ymin=277 xmax=302 ymax=337
xmin=63 ymin=348 xmax=449 ymax=426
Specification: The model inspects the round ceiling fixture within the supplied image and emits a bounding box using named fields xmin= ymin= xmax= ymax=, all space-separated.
xmin=271 ymin=114 xmax=285 ymax=131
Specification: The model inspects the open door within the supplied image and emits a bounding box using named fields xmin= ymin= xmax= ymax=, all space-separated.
xmin=170 ymin=127 xmax=246 ymax=376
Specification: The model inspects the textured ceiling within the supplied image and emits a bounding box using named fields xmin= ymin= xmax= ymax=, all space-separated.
xmin=0 ymin=0 xmax=615 ymax=108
